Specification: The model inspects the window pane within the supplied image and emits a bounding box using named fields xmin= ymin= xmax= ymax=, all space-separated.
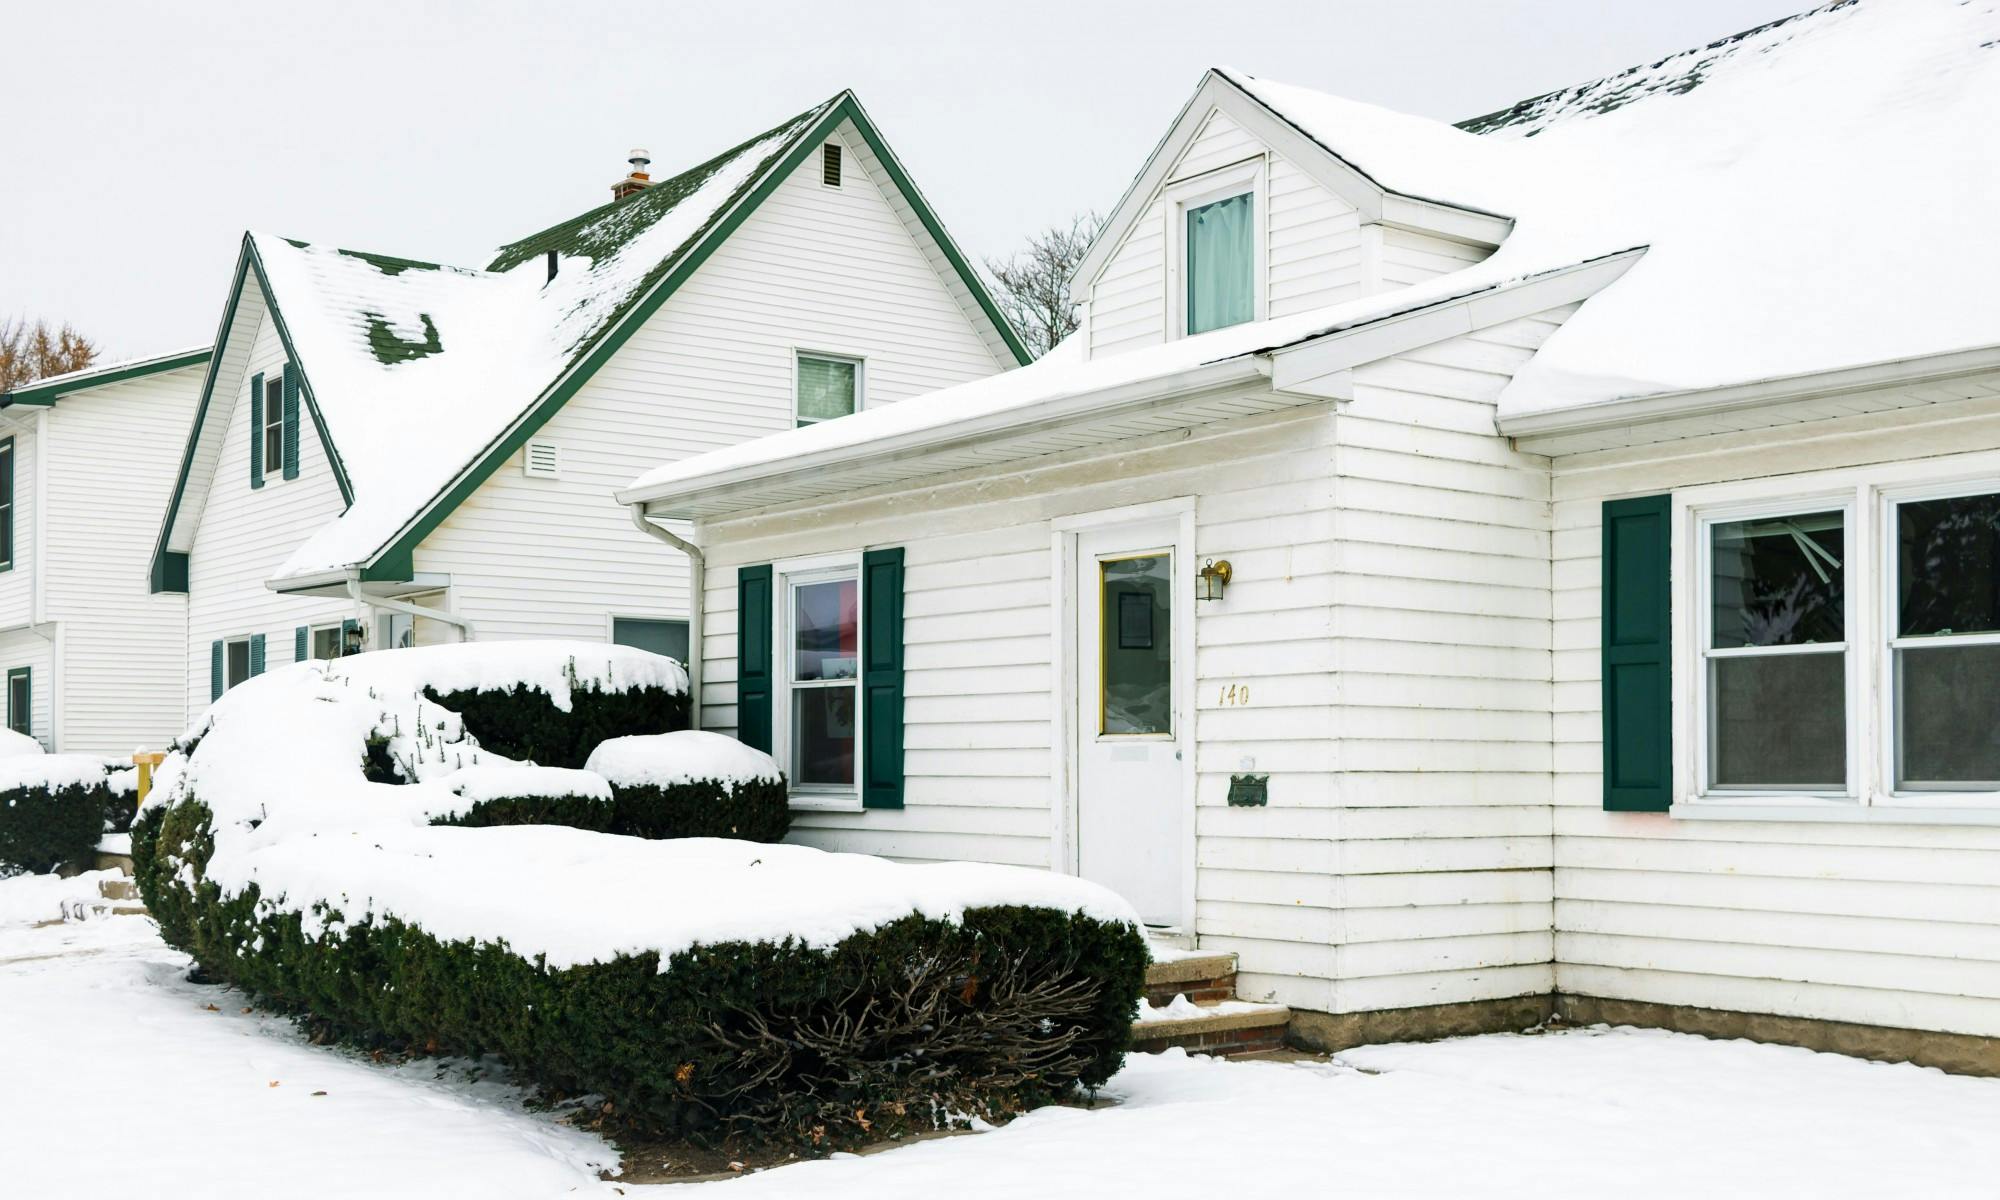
xmin=612 ymin=617 xmax=690 ymax=664
xmin=1186 ymin=192 xmax=1253 ymax=335
xmin=1710 ymin=511 xmax=1844 ymax=648
xmin=226 ymin=641 xmax=251 ymax=688
xmin=792 ymin=685 xmax=855 ymax=786
xmin=1101 ymin=555 xmax=1171 ymax=735
xmin=312 ymin=628 xmax=342 ymax=661
xmin=1710 ymin=652 xmax=1845 ymax=788
xmin=1898 ymin=642 xmax=2000 ymax=787
xmin=8 ymin=676 xmax=27 ymax=735
xmin=1898 ymin=492 xmax=2000 ymax=638
xmin=794 ymin=579 xmax=857 ymax=681
xmin=797 ymin=357 xmax=856 ymax=424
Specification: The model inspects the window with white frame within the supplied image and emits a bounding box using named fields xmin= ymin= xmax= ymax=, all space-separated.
xmin=1701 ymin=507 xmax=1849 ymax=792
xmin=796 ymin=353 xmax=860 ymax=427
xmin=309 ymin=625 xmax=344 ymax=661
xmin=779 ymin=564 xmax=860 ymax=794
xmin=1890 ymin=488 xmax=2000 ymax=790
xmin=262 ymin=376 xmax=286 ymax=480
xmin=1168 ymin=158 xmax=1263 ymax=338
xmin=225 ymin=637 xmax=254 ymax=691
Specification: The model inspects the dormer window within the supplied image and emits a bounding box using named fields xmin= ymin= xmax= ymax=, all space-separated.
xmin=1167 ymin=157 xmax=1265 ymax=339
xmin=1186 ymin=192 xmax=1253 ymax=334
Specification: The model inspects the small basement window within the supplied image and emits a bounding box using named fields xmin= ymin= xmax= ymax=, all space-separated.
xmin=263 ymin=376 xmax=285 ymax=481
xmin=523 ymin=439 xmax=562 ymax=479
xmin=796 ymin=353 xmax=860 ymax=426
xmin=821 ymin=143 xmax=842 ymax=188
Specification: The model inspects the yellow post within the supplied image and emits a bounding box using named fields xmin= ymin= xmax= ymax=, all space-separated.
xmin=132 ymin=750 xmax=167 ymax=804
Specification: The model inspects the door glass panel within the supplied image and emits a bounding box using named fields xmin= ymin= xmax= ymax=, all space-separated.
xmin=1710 ymin=511 xmax=1845 ymax=648
xmin=793 ymin=579 xmax=858 ymax=681
xmin=1101 ymin=554 xmax=1171 ymax=735
xmin=1710 ymin=652 xmax=1845 ymax=788
xmin=792 ymin=686 xmax=855 ymax=786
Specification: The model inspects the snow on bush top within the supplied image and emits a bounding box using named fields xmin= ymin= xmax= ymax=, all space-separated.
xmin=585 ymin=731 xmax=781 ymax=788
xmin=326 ymin=640 xmax=687 ymax=710
xmin=0 ymin=754 xmax=126 ymax=795
xmin=220 ymin=827 xmax=1136 ymax=971
xmin=439 ymin=765 xmax=612 ymax=805
xmin=0 ymin=729 xmax=44 ymax=758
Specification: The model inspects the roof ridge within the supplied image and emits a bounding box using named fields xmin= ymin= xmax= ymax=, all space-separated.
xmin=485 ymin=94 xmax=842 ymax=273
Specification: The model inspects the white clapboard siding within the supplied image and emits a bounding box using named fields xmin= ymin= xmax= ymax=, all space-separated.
xmin=42 ymin=367 xmax=200 ymax=751
xmin=412 ymin=123 xmax=1004 ymax=640
xmin=1550 ymin=388 xmax=2000 ymax=1036
xmin=0 ymin=628 xmax=54 ymax=750
xmin=185 ymin=305 xmax=354 ymax=716
xmin=1379 ymin=226 xmax=1490 ymax=288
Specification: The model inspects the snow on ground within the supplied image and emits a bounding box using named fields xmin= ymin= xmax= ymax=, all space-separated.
xmin=8 ymin=893 xmax=2000 ymax=1198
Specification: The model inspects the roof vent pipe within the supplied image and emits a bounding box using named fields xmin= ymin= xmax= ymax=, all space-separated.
xmin=546 ymin=249 xmax=558 ymax=282
xmin=611 ymin=148 xmax=653 ymax=201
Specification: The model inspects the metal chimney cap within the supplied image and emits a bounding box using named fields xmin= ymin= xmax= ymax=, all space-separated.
xmin=627 ymin=148 xmax=651 ymax=169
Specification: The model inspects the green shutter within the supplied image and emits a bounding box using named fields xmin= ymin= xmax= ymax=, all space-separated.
xmin=1602 ymin=495 xmax=1673 ymax=812
xmin=737 ymin=565 xmax=773 ymax=753
xmin=861 ymin=547 xmax=905 ymax=809
xmin=249 ymin=372 xmax=265 ymax=488
xmin=249 ymin=633 xmax=266 ymax=677
xmin=210 ymin=640 xmax=224 ymax=701
xmin=282 ymin=363 xmax=301 ymax=480
xmin=294 ymin=625 xmax=309 ymax=662
xmin=0 ymin=438 xmax=14 ymax=571
xmin=341 ymin=618 xmax=359 ymax=656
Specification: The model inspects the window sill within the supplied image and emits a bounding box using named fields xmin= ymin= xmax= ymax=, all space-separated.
xmin=789 ymin=793 xmax=863 ymax=814
xmin=1671 ymin=801 xmax=2000 ymax=826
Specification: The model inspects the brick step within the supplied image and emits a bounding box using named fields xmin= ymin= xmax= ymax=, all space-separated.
xmin=1130 ymin=1001 xmax=1292 ymax=1058
xmin=1142 ymin=952 xmax=1237 ymax=1007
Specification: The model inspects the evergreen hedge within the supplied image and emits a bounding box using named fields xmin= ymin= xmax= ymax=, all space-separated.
xmin=0 ymin=767 xmax=129 ymax=877
xmin=132 ymin=799 xmax=1146 ymax=1150
xmin=605 ymin=776 xmax=790 ymax=843
xmin=422 ymin=681 xmax=689 ymax=770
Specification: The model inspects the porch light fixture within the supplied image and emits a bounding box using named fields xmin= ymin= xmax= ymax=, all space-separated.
xmin=1196 ymin=557 xmax=1232 ymax=602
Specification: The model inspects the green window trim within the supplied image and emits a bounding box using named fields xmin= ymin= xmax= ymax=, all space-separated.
xmin=248 ymin=371 xmax=265 ymax=488
xmin=210 ymin=640 xmax=225 ymax=702
xmin=6 ymin=667 xmax=30 ymax=738
xmin=738 ymin=565 xmax=774 ymax=754
xmin=249 ymin=633 xmax=266 ymax=677
xmin=861 ymin=547 xmax=905 ymax=809
xmin=282 ymin=363 xmax=301 ymax=480
xmin=294 ymin=625 xmax=309 ymax=663
xmin=1601 ymin=494 xmax=1673 ymax=812
xmin=0 ymin=436 xmax=15 ymax=573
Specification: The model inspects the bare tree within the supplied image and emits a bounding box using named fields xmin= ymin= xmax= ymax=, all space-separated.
xmin=0 ymin=317 xmax=98 ymax=394
xmin=984 ymin=213 xmax=1103 ymax=359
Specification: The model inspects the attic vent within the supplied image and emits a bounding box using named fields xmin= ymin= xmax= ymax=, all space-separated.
xmin=523 ymin=439 xmax=562 ymax=479
xmin=821 ymin=143 xmax=842 ymax=188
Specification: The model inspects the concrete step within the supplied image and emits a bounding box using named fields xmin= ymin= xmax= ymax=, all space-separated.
xmin=1142 ymin=951 xmax=1237 ymax=1007
xmin=1130 ymin=1001 xmax=1292 ymax=1057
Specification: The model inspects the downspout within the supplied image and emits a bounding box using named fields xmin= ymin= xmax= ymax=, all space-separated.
xmin=343 ymin=578 xmax=475 ymax=643
xmin=629 ymin=504 xmax=702 ymax=729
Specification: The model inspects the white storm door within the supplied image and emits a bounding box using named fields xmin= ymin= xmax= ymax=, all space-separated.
xmin=1075 ymin=520 xmax=1185 ymax=927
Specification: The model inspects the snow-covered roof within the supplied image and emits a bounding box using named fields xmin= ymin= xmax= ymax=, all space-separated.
xmin=1 ymin=345 xmax=210 ymax=407
xmin=1234 ymin=0 xmax=2000 ymax=416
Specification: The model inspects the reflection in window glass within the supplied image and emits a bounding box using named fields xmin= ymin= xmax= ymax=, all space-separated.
xmin=794 ymin=579 xmax=858 ymax=681
xmin=793 ymin=687 xmax=856 ymax=787
xmin=791 ymin=577 xmax=859 ymax=788
xmin=1898 ymin=493 xmax=2000 ymax=638
xmin=1896 ymin=492 xmax=2000 ymax=788
xmin=1710 ymin=511 xmax=1845 ymax=648
xmin=1101 ymin=555 xmax=1171 ymax=735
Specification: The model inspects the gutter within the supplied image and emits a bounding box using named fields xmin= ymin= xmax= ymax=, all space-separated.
xmin=629 ymin=505 xmax=703 ymax=728
xmin=1498 ymin=342 xmax=2000 ymax=441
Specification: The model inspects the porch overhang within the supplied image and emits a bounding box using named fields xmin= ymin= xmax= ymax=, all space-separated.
xmin=267 ymin=567 xmax=452 ymax=600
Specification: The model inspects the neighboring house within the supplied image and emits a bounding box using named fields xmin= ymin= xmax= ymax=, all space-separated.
xmin=148 ymin=92 xmax=1024 ymax=713
xmin=618 ymin=0 xmax=2000 ymax=1068
xmin=0 ymin=348 xmax=209 ymax=752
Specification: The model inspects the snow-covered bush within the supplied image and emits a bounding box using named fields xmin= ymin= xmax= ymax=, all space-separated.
xmin=429 ymin=765 xmax=617 ymax=832
xmin=0 ymin=756 xmax=134 ymax=877
xmin=408 ymin=643 xmax=690 ymax=771
xmin=0 ymin=727 xmax=46 ymax=757
xmin=587 ymin=731 xmax=789 ymax=842
xmin=131 ymin=642 xmax=1145 ymax=1150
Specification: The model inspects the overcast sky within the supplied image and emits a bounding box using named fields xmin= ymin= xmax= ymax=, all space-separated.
xmin=4 ymin=0 xmax=1809 ymax=358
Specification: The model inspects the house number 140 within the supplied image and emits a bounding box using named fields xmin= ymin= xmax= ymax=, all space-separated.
xmin=1218 ymin=684 xmax=1252 ymax=706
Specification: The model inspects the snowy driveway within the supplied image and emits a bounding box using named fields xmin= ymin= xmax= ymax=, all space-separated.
xmin=5 ymin=908 xmax=2000 ymax=1198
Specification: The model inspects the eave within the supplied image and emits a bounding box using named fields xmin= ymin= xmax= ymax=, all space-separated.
xmin=1 ymin=346 xmax=211 ymax=407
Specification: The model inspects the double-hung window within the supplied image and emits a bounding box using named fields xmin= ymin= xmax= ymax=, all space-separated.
xmin=1890 ymin=488 xmax=2000 ymax=790
xmin=780 ymin=563 xmax=861 ymax=797
xmin=796 ymin=353 xmax=861 ymax=427
xmin=262 ymin=375 xmax=285 ymax=480
xmin=1701 ymin=506 xmax=1849 ymax=792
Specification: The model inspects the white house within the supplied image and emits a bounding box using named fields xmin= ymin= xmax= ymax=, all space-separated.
xmin=0 ymin=348 xmax=207 ymax=752
xmin=617 ymin=0 xmax=2000 ymax=1067
xmin=147 ymin=92 xmax=1024 ymax=711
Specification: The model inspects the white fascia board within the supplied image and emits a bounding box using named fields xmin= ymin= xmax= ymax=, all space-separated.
xmin=618 ymin=357 xmax=1270 ymax=512
xmin=1498 ymin=342 xmax=2000 ymax=442
xmin=1269 ymin=249 xmax=1645 ymax=396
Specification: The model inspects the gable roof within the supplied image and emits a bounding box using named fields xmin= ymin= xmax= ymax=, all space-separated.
xmin=1211 ymin=0 xmax=2000 ymax=418
xmin=1 ymin=346 xmax=210 ymax=408
xmin=151 ymin=91 xmax=1026 ymax=591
